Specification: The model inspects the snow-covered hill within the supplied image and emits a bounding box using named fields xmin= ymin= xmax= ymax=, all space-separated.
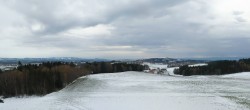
xmin=1 ymin=71 xmax=249 ymax=110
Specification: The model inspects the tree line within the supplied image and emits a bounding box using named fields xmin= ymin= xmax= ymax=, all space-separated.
xmin=0 ymin=62 xmax=147 ymax=97
xmin=174 ymin=58 xmax=250 ymax=76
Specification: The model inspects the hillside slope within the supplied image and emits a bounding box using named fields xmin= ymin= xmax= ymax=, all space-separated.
xmin=1 ymin=72 xmax=249 ymax=110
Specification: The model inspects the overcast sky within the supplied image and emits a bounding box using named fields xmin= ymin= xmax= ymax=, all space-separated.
xmin=0 ymin=0 xmax=250 ymax=59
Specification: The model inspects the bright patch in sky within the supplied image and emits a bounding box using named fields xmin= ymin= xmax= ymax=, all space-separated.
xmin=62 ymin=24 xmax=115 ymax=39
xmin=212 ymin=0 xmax=250 ymax=23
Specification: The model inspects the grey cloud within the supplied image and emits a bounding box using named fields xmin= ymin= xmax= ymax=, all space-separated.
xmin=233 ymin=11 xmax=244 ymax=16
xmin=2 ymin=0 xmax=188 ymax=35
xmin=235 ymin=17 xmax=247 ymax=22
xmin=0 ymin=0 xmax=250 ymax=58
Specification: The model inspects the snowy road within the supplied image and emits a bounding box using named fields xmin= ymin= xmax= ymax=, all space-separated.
xmin=1 ymin=71 xmax=250 ymax=110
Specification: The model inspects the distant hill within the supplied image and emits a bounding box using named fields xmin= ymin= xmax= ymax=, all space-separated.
xmin=138 ymin=58 xmax=206 ymax=64
xmin=139 ymin=58 xmax=177 ymax=63
xmin=181 ymin=57 xmax=246 ymax=61
xmin=0 ymin=57 xmax=110 ymax=64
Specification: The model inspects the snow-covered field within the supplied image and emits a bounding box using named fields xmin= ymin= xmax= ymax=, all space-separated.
xmin=143 ymin=63 xmax=168 ymax=69
xmin=0 ymin=65 xmax=17 ymax=71
xmin=188 ymin=63 xmax=208 ymax=67
xmin=1 ymin=71 xmax=250 ymax=110
xmin=221 ymin=72 xmax=250 ymax=80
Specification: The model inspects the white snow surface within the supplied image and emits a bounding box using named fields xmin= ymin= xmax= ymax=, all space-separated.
xmin=167 ymin=67 xmax=179 ymax=76
xmin=222 ymin=72 xmax=250 ymax=79
xmin=1 ymin=71 xmax=250 ymax=110
xmin=143 ymin=63 xmax=168 ymax=69
xmin=188 ymin=63 xmax=208 ymax=67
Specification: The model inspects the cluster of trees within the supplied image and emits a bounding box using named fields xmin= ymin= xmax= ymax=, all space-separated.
xmin=0 ymin=62 xmax=147 ymax=97
xmin=0 ymin=62 xmax=87 ymax=97
xmin=81 ymin=62 xmax=146 ymax=74
xmin=174 ymin=58 xmax=250 ymax=76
